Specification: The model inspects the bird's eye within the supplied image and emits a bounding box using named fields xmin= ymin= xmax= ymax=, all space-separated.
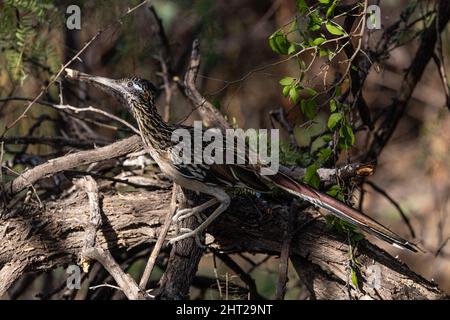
xmin=127 ymin=81 xmax=133 ymax=88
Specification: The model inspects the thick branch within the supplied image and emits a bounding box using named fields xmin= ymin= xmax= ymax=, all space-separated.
xmin=0 ymin=189 xmax=445 ymax=299
xmin=74 ymin=176 xmax=145 ymax=300
xmin=5 ymin=135 xmax=142 ymax=196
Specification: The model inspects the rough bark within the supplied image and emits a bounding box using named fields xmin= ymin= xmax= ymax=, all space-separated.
xmin=0 ymin=187 xmax=446 ymax=299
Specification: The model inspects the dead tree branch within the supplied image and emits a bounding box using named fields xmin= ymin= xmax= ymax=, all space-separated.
xmin=0 ymin=189 xmax=446 ymax=299
xmin=183 ymin=39 xmax=231 ymax=130
xmin=139 ymin=183 xmax=178 ymax=290
xmin=74 ymin=175 xmax=145 ymax=300
xmin=4 ymin=135 xmax=142 ymax=197
xmin=82 ymin=248 xmax=145 ymax=300
xmin=367 ymin=0 xmax=450 ymax=159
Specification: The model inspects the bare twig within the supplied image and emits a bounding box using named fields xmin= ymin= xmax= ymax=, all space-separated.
xmin=156 ymin=54 xmax=174 ymax=123
xmin=5 ymin=135 xmax=143 ymax=197
xmin=89 ymin=283 xmax=122 ymax=291
xmin=365 ymin=180 xmax=415 ymax=238
xmin=0 ymin=96 xmax=138 ymax=134
xmin=52 ymin=102 xmax=139 ymax=135
xmin=432 ymin=54 xmax=450 ymax=111
xmin=435 ymin=237 xmax=450 ymax=257
xmin=0 ymin=141 xmax=6 ymax=212
xmin=139 ymin=183 xmax=178 ymax=290
xmin=433 ymin=1 xmax=450 ymax=111
xmin=269 ymin=108 xmax=300 ymax=148
xmin=367 ymin=0 xmax=450 ymax=159
xmin=3 ymin=32 xmax=101 ymax=134
xmin=148 ymin=5 xmax=171 ymax=56
xmin=1 ymin=136 xmax=108 ymax=149
xmin=82 ymin=247 xmax=145 ymax=300
xmin=275 ymin=202 xmax=297 ymax=300
xmin=213 ymin=250 xmax=262 ymax=300
xmin=184 ymin=40 xmax=230 ymax=130
xmin=65 ymin=170 xmax=166 ymax=191
xmin=212 ymin=254 xmax=223 ymax=299
xmin=1 ymin=0 xmax=150 ymax=136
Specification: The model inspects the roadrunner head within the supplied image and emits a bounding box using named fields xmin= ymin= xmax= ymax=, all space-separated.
xmin=68 ymin=71 xmax=158 ymax=111
xmin=65 ymin=68 xmax=172 ymax=149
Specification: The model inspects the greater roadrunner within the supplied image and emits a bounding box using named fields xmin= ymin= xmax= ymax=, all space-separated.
xmin=65 ymin=68 xmax=419 ymax=252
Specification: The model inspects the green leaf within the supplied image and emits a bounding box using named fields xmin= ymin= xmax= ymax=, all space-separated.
xmin=321 ymin=134 xmax=333 ymax=142
xmin=299 ymin=71 xmax=305 ymax=81
xmin=339 ymin=124 xmax=355 ymax=146
xmin=319 ymin=0 xmax=331 ymax=4
xmin=319 ymin=48 xmax=330 ymax=57
xmin=326 ymin=0 xmax=340 ymax=19
xmin=288 ymin=20 xmax=298 ymax=33
xmin=297 ymin=0 xmax=309 ymax=14
xmin=211 ymin=98 xmax=221 ymax=109
xmin=313 ymin=37 xmax=326 ymax=46
xmin=351 ymin=269 xmax=359 ymax=289
xmin=279 ymin=77 xmax=295 ymax=86
xmin=301 ymin=99 xmax=317 ymax=119
xmin=327 ymin=113 xmax=343 ymax=130
xmin=326 ymin=184 xmax=344 ymax=201
xmin=330 ymin=99 xmax=337 ymax=112
xmin=269 ymin=31 xmax=291 ymax=54
xmin=317 ymin=147 xmax=333 ymax=164
xmin=335 ymin=85 xmax=341 ymax=96
xmin=325 ymin=22 xmax=345 ymax=36
xmin=269 ymin=34 xmax=280 ymax=53
xmin=282 ymin=85 xmax=290 ymax=96
xmin=289 ymin=86 xmax=299 ymax=103
xmin=304 ymin=163 xmax=320 ymax=188
xmin=288 ymin=43 xmax=297 ymax=54
xmin=303 ymin=87 xmax=317 ymax=96
xmin=308 ymin=12 xmax=323 ymax=31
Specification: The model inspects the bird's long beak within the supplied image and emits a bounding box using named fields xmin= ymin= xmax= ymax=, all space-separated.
xmin=65 ymin=68 xmax=123 ymax=93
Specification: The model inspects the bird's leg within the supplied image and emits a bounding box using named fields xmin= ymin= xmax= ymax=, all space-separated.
xmin=172 ymin=198 xmax=218 ymax=223
xmin=169 ymin=195 xmax=230 ymax=244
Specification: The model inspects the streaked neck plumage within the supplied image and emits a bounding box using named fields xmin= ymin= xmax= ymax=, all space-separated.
xmin=128 ymin=95 xmax=174 ymax=151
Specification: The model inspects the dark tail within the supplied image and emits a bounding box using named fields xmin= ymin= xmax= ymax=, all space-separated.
xmin=267 ymin=172 xmax=421 ymax=253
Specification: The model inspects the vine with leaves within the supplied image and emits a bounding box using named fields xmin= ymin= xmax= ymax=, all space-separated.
xmin=0 ymin=0 xmax=61 ymax=84
xmin=269 ymin=0 xmax=373 ymax=288
xmin=270 ymin=1 xmax=367 ymax=208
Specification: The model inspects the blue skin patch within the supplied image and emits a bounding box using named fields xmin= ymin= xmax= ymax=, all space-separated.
xmin=133 ymin=83 xmax=143 ymax=91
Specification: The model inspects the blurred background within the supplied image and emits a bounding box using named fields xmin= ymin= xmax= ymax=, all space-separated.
xmin=0 ymin=0 xmax=449 ymax=299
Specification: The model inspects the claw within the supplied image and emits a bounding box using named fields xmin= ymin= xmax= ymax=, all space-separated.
xmin=172 ymin=208 xmax=192 ymax=222
xmin=171 ymin=199 xmax=218 ymax=224
xmin=168 ymin=197 xmax=228 ymax=246
xmin=173 ymin=208 xmax=205 ymax=223
xmin=169 ymin=229 xmax=197 ymax=244
xmin=168 ymin=225 xmax=208 ymax=245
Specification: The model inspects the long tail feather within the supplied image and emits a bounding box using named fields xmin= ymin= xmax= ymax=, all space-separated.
xmin=267 ymin=172 xmax=420 ymax=253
